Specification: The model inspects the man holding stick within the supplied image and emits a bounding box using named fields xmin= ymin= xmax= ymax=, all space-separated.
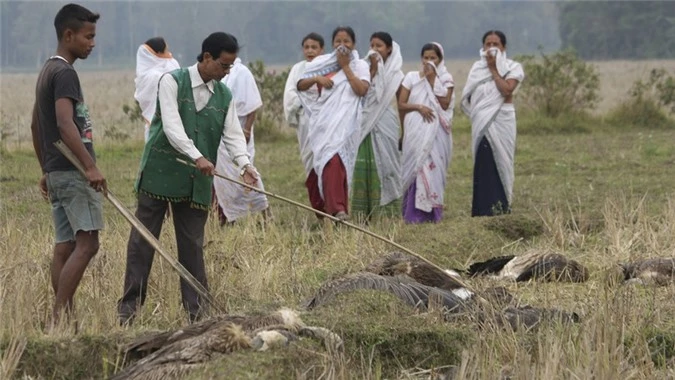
xmin=118 ymin=32 xmax=259 ymax=325
xmin=30 ymin=3 xmax=105 ymax=330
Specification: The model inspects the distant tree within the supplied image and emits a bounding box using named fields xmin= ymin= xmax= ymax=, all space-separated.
xmin=1 ymin=1 xmax=563 ymax=70
xmin=558 ymin=2 xmax=675 ymax=59
xmin=9 ymin=1 xmax=61 ymax=68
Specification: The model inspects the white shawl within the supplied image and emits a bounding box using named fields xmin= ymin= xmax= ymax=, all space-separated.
xmin=297 ymin=49 xmax=367 ymax=198
xmin=133 ymin=44 xmax=180 ymax=134
xmin=213 ymin=130 xmax=268 ymax=221
xmin=401 ymin=43 xmax=455 ymax=212
xmin=283 ymin=60 xmax=314 ymax=177
xmin=223 ymin=58 xmax=263 ymax=117
xmin=461 ymin=49 xmax=524 ymax=203
xmin=214 ymin=58 xmax=268 ymax=221
xmin=361 ymin=42 xmax=404 ymax=205
xmin=284 ymin=60 xmax=306 ymax=128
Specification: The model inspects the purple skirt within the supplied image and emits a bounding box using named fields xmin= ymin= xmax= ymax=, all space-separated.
xmin=402 ymin=181 xmax=443 ymax=224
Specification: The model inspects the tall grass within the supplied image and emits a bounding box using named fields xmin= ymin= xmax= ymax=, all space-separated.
xmin=1 ymin=63 xmax=675 ymax=378
xmin=447 ymin=196 xmax=675 ymax=380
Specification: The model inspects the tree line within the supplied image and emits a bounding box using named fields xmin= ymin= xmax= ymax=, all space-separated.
xmin=1 ymin=1 xmax=673 ymax=71
xmin=2 ymin=1 xmax=560 ymax=69
xmin=558 ymin=1 xmax=675 ymax=60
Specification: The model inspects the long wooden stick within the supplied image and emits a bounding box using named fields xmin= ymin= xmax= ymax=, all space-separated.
xmin=54 ymin=141 xmax=224 ymax=313
xmin=179 ymin=158 xmax=480 ymax=294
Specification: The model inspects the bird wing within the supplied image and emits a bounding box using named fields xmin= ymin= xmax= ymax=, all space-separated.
xmin=515 ymin=253 xmax=588 ymax=282
xmin=625 ymin=257 xmax=675 ymax=285
xmin=123 ymin=318 xmax=221 ymax=357
xmin=501 ymin=306 xmax=580 ymax=330
xmin=113 ymin=322 xmax=250 ymax=380
xmin=365 ymin=251 xmax=411 ymax=274
xmin=467 ymin=255 xmax=516 ymax=276
xmin=367 ymin=251 xmax=468 ymax=292
xmin=304 ymin=272 xmax=455 ymax=311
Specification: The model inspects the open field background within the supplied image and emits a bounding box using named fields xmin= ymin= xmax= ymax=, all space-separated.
xmin=1 ymin=60 xmax=675 ymax=379
xmin=2 ymin=59 xmax=675 ymax=146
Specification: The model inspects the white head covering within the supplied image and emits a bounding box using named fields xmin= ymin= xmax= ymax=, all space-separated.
xmin=429 ymin=42 xmax=454 ymax=90
xmin=134 ymin=44 xmax=180 ymax=124
xmin=364 ymin=41 xmax=403 ymax=104
xmin=222 ymin=57 xmax=263 ymax=117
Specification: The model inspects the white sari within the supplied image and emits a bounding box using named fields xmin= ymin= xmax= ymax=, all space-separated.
xmin=461 ymin=49 xmax=524 ymax=204
xmin=133 ymin=44 xmax=180 ymax=141
xmin=214 ymin=58 xmax=268 ymax=221
xmin=401 ymin=43 xmax=455 ymax=213
xmin=283 ymin=60 xmax=314 ymax=178
xmin=297 ymin=50 xmax=370 ymax=198
xmin=360 ymin=42 xmax=404 ymax=205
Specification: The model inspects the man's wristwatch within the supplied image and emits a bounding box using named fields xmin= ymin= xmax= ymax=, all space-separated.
xmin=239 ymin=164 xmax=252 ymax=177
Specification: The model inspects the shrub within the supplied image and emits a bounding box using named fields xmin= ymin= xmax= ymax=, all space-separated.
xmin=103 ymin=124 xmax=130 ymax=142
xmin=632 ymin=68 xmax=675 ymax=114
xmin=607 ymin=69 xmax=675 ymax=129
xmin=517 ymin=49 xmax=600 ymax=117
xmin=122 ymin=101 xmax=143 ymax=123
xmin=248 ymin=60 xmax=293 ymax=142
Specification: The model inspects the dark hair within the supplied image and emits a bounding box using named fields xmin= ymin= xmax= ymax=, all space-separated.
xmin=370 ymin=31 xmax=392 ymax=48
xmin=332 ymin=26 xmax=356 ymax=44
xmin=144 ymin=37 xmax=167 ymax=54
xmin=420 ymin=43 xmax=443 ymax=61
xmin=197 ymin=32 xmax=239 ymax=62
xmin=482 ymin=30 xmax=507 ymax=47
xmin=54 ymin=3 xmax=100 ymax=40
xmin=302 ymin=32 xmax=324 ymax=48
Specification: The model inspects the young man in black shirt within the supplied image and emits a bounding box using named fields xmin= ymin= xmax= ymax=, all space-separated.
xmin=30 ymin=3 xmax=106 ymax=330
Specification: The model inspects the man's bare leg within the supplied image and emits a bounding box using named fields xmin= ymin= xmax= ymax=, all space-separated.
xmin=51 ymin=241 xmax=75 ymax=300
xmin=51 ymin=230 xmax=99 ymax=326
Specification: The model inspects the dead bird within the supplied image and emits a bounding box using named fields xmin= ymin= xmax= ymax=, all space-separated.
xmin=111 ymin=322 xmax=252 ymax=380
xmin=620 ymin=257 xmax=675 ymax=286
xmin=113 ymin=309 xmax=342 ymax=380
xmin=457 ymin=304 xmax=581 ymax=332
xmin=124 ymin=308 xmax=303 ymax=358
xmin=467 ymin=250 xmax=589 ymax=283
xmin=500 ymin=306 xmax=581 ymax=330
xmin=303 ymin=272 xmax=469 ymax=314
xmin=365 ymin=251 xmax=473 ymax=299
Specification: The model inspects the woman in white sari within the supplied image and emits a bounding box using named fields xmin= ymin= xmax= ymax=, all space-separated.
xmin=351 ymin=31 xmax=404 ymax=221
xmin=461 ymin=30 xmax=524 ymax=217
xmin=213 ymin=57 xmax=270 ymax=224
xmin=283 ymin=33 xmax=325 ymax=179
xmin=398 ymin=42 xmax=455 ymax=224
xmin=297 ymin=26 xmax=370 ymax=221
xmin=134 ymin=37 xmax=180 ymax=142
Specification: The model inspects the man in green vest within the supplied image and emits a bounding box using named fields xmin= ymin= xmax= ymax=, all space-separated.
xmin=118 ymin=32 xmax=259 ymax=324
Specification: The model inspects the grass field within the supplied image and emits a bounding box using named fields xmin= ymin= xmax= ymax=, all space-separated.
xmin=2 ymin=59 xmax=675 ymax=145
xmin=1 ymin=61 xmax=675 ymax=379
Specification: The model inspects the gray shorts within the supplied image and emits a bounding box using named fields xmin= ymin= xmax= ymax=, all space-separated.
xmin=47 ymin=170 xmax=104 ymax=243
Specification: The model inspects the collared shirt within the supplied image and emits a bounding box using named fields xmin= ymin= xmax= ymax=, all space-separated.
xmin=157 ymin=63 xmax=251 ymax=169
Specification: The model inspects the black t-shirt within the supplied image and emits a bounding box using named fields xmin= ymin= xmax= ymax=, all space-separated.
xmin=35 ymin=57 xmax=95 ymax=172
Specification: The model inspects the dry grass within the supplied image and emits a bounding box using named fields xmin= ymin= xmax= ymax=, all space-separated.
xmin=0 ymin=337 xmax=26 ymax=379
xmin=1 ymin=62 xmax=675 ymax=379
xmin=1 ymin=60 xmax=674 ymax=147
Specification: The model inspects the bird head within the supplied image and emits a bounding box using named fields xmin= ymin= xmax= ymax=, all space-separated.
xmin=250 ymin=330 xmax=292 ymax=351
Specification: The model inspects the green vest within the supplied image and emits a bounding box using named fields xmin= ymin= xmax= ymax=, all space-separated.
xmin=135 ymin=68 xmax=232 ymax=209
